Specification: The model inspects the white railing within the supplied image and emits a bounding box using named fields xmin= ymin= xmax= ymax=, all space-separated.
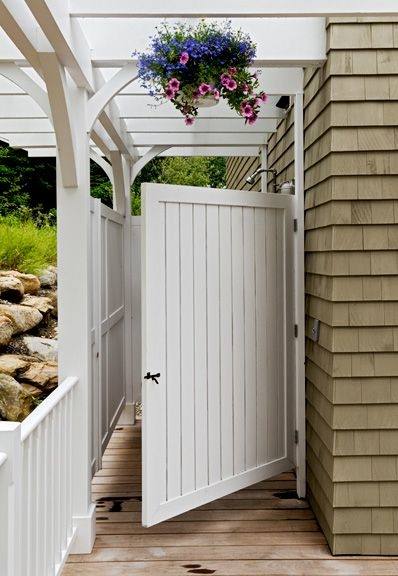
xmin=0 ymin=376 xmax=78 ymax=576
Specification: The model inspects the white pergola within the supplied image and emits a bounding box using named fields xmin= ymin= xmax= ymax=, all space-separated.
xmin=0 ymin=0 xmax=396 ymax=560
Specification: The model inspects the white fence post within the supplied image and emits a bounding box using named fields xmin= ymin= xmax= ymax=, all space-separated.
xmin=0 ymin=423 xmax=21 ymax=576
xmin=131 ymin=216 xmax=142 ymax=406
xmin=56 ymin=83 xmax=95 ymax=553
xmin=0 ymin=452 xmax=9 ymax=576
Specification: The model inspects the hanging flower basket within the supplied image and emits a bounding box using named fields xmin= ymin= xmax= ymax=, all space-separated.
xmin=135 ymin=21 xmax=268 ymax=126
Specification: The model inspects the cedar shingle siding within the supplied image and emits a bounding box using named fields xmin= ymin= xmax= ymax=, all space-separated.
xmin=226 ymin=17 xmax=398 ymax=555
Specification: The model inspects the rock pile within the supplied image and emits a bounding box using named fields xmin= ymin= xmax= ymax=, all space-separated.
xmin=0 ymin=267 xmax=58 ymax=421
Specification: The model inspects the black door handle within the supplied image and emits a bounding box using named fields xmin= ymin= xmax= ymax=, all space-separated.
xmin=144 ymin=372 xmax=160 ymax=384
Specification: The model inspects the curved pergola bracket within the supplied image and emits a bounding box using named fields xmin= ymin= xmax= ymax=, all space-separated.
xmin=38 ymin=52 xmax=78 ymax=188
xmin=131 ymin=145 xmax=171 ymax=186
xmin=90 ymin=149 xmax=114 ymax=186
xmin=0 ymin=62 xmax=52 ymax=119
xmin=87 ymin=62 xmax=138 ymax=133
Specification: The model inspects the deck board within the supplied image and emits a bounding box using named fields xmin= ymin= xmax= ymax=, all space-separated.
xmin=64 ymin=423 xmax=398 ymax=576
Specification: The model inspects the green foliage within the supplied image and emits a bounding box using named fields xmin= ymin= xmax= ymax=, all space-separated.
xmin=159 ymin=157 xmax=210 ymax=187
xmin=0 ymin=143 xmax=56 ymax=215
xmin=90 ymin=160 xmax=113 ymax=207
xmin=131 ymin=156 xmax=226 ymax=215
xmin=0 ymin=214 xmax=57 ymax=275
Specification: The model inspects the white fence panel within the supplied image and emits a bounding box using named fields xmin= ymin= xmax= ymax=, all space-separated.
xmin=90 ymin=199 xmax=127 ymax=462
xmin=131 ymin=216 xmax=142 ymax=404
xmin=0 ymin=376 xmax=78 ymax=576
xmin=90 ymin=198 xmax=101 ymax=475
xmin=99 ymin=203 xmax=126 ymax=453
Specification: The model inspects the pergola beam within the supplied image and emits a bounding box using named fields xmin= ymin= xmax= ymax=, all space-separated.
xmin=116 ymin=95 xmax=284 ymax=119
xmin=126 ymin=133 xmax=269 ymax=146
xmin=69 ymin=0 xmax=397 ymax=17
xmin=25 ymin=145 xmax=261 ymax=157
xmin=7 ymin=132 xmax=270 ymax=148
xmin=80 ymin=18 xmax=326 ymax=68
xmin=0 ymin=118 xmax=52 ymax=131
xmin=124 ymin=118 xmax=278 ymax=133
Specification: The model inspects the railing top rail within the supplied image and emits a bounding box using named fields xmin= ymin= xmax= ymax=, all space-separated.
xmin=0 ymin=452 xmax=7 ymax=468
xmin=20 ymin=376 xmax=78 ymax=442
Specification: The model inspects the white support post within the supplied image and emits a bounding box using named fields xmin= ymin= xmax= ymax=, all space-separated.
xmin=110 ymin=150 xmax=127 ymax=215
xmin=0 ymin=423 xmax=21 ymax=576
xmin=293 ymin=88 xmax=306 ymax=498
xmin=56 ymin=83 xmax=95 ymax=553
xmin=120 ymin=157 xmax=135 ymax=419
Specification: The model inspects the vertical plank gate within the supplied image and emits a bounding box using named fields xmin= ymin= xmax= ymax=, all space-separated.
xmin=142 ymin=183 xmax=296 ymax=526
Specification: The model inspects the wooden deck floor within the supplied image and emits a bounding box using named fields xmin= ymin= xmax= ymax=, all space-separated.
xmin=63 ymin=423 xmax=398 ymax=575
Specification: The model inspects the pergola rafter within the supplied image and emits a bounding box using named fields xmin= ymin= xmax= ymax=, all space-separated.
xmin=68 ymin=0 xmax=397 ymax=17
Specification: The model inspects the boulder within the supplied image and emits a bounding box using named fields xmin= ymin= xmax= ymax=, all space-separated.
xmin=38 ymin=267 xmax=57 ymax=288
xmin=19 ymin=360 xmax=58 ymax=389
xmin=0 ymin=276 xmax=24 ymax=302
xmin=21 ymin=383 xmax=43 ymax=398
xmin=0 ymin=316 xmax=14 ymax=346
xmin=0 ymin=271 xmax=40 ymax=294
xmin=0 ymin=373 xmax=36 ymax=421
xmin=21 ymin=295 xmax=54 ymax=314
xmin=0 ymin=354 xmax=30 ymax=375
xmin=0 ymin=304 xmax=43 ymax=334
xmin=23 ymin=336 xmax=57 ymax=361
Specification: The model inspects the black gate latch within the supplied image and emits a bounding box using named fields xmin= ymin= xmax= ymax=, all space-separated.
xmin=144 ymin=372 xmax=160 ymax=384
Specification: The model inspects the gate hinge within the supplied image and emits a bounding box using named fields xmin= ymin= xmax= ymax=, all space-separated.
xmin=295 ymin=430 xmax=299 ymax=444
xmin=293 ymin=218 xmax=298 ymax=232
xmin=294 ymin=324 xmax=298 ymax=338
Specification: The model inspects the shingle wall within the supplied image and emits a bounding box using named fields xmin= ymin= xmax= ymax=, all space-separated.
xmin=226 ymin=17 xmax=398 ymax=555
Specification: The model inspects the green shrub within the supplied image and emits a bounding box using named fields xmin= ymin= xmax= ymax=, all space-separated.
xmin=0 ymin=214 xmax=56 ymax=275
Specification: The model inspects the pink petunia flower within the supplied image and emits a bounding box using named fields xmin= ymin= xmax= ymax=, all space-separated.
xmin=165 ymin=87 xmax=176 ymax=100
xmin=226 ymin=78 xmax=238 ymax=91
xmin=198 ymin=83 xmax=211 ymax=95
xmin=248 ymin=114 xmax=258 ymax=125
xmin=228 ymin=67 xmax=237 ymax=76
xmin=213 ymin=89 xmax=220 ymax=101
xmin=179 ymin=52 xmax=189 ymax=65
xmin=260 ymin=92 xmax=268 ymax=102
xmin=241 ymin=103 xmax=253 ymax=118
xmin=220 ymin=73 xmax=230 ymax=87
xmin=185 ymin=116 xmax=195 ymax=126
xmin=255 ymin=97 xmax=263 ymax=107
xmin=168 ymin=78 xmax=180 ymax=91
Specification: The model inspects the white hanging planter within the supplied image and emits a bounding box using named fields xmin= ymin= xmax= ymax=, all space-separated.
xmin=196 ymin=95 xmax=219 ymax=108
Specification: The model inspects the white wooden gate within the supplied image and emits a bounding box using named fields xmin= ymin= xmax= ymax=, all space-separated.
xmin=142 ymin=183 xmax=296 ymax=526
xmin=91 ymin=199 xmax=126 ymax=473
